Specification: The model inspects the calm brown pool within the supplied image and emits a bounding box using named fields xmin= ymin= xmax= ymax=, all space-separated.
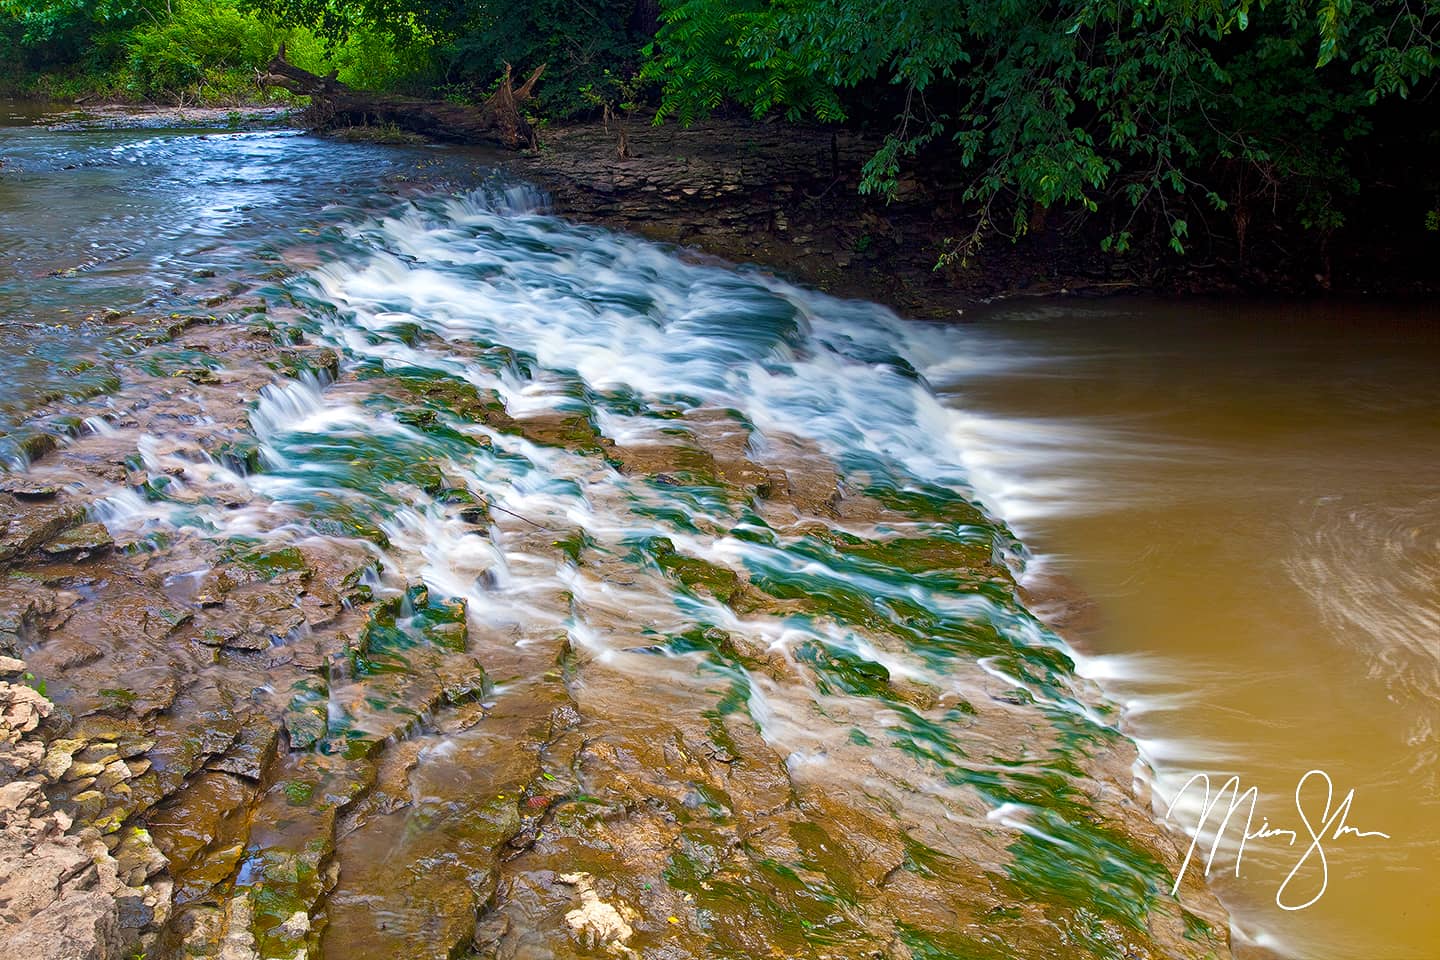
xmin=929 ymin=298 xmax=1440 ymax=959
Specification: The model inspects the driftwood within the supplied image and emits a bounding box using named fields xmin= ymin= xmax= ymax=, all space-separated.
xmin=262 ymin=46 xmax=546 ymax=149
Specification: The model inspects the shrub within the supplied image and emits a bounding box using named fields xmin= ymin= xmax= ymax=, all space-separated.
xmin=124 ymin=0 xmax=283 ymax=99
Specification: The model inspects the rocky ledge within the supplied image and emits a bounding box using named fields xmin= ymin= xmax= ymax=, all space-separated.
xmin=1 ymin=656 xmax=169 ymax=959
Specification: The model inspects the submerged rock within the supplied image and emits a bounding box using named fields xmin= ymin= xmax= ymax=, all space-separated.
xmin=207 ymin=716 xmax=281 ymax=781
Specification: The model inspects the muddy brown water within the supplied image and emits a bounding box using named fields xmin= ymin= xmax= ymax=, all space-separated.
xmin=1 ymin=109 xmax=1433 ymax=960
xmin=933 ymin=299 xmax=1440 ymax=959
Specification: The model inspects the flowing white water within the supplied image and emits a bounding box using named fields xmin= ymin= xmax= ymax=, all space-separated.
xmin=12 ymin=117 xmax=1249 ymax=957
xmin=120 ymin=183 xmax=1197 ymax=955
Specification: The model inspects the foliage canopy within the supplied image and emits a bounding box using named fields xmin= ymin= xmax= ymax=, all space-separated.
xmin=644 ymin=0 xmax=1439 ymax=258
xmin=4 ymin=0 xmax=1437 ymax=258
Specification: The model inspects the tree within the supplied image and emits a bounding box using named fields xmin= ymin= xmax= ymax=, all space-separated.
xmin=644 ymin=0 xmax=1440 ymax=260
xmin=242 ymin=0 xmax=653 ymax=116
xmin=0 ymin=0 xmax=149 ymax=69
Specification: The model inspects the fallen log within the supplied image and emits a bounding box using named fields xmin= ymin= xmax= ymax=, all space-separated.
xmin=261 ymin=46 xmax=546 ymax=149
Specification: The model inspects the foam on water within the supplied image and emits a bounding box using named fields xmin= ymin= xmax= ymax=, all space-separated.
xmin=230 ymin=185 xmax=1149 ymax=827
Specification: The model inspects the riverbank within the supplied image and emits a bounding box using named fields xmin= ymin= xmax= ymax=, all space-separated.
xmin=13 ymin=100 xmax=1438 ymax=309
xmin=514 ymin=116 xmax=1133 ymax=320
xmin=509 ymin=114 xmax=1440 ymax=315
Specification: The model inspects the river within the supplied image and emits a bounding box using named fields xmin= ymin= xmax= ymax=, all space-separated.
xmin=930 ymin=301 xmax=1440 ymax=959
xmin=1 ymin=110 xmax=1435 ymax=960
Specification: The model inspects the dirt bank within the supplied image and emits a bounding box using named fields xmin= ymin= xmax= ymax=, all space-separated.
xmin=511 ymin=115 xmax=1439 ymax=316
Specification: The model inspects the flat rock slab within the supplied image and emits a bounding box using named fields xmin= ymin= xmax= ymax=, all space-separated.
xmin=0 ymin=499 xmax=86 ymax=564
xmin=39 ymin=522 xmax=115 ymax=560
xmin=0 ymin=477 xmax=61 ymax=499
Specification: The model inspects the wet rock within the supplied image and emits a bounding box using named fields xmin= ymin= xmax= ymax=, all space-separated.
xmin=0 ymin=654 xmax=26 ymax=675
xmin=194 ymin=582 xmax=307 ymax=650
xmin=174 ymin=904 xmax=225 ymax=958
xmin=45 ymin=637 xmax=104 ymax=671
xmin=70 ymin=717 xmax=150 ymax=753
xmin=14 ymin=430 xmax=58 ymax=465
xmin=39 ymin=523 xmax=114 ymax=561
xmin=234 ymin=795 xmax=340 ymax=960
xmin=93 ymin=759 xmax=134 ymax=792
xmin=0 ymin=476 xmax=61 ymax=500
xmin=298 ymin=587 xmax=342 ymax=629
xmin=211 ymin=437 xmax=264 ymax=477
xmin=75 ymin=743 xmax=121 ymax=766
xmin=216 ymin=894 xmax=260 ymax=960
xmin=70 ymin=791 xmax=106 ymax=820
xmin=113 ymin=827 xmax=167 ymax=885
xmin=98 ymin=668 xmax=179 ymax=719
xmin=192 ymin=570 xmax=236 ymax=608
xmin=471 ymin=913 xmax=511 ymax=954
xmin=0 ymin=499 xmax=86 ymax=564
xmin=0 ymin=583 xmax=56 ymax=656
xmin=228 ymin=545 xmax=313 ymax=584
xmin=142 ymin=705 xmax=244 ymax=805
xmin=276 ymin=910 xmax=311 ymax=940
xmin=275 ymin=346 xmax=341 ymax=383
xmin=439 ymin=655 xmax=488 ymax=706
xmin=321 ymin=738 xmax=521 ymax=960
xmin=284 ymin=679 xmax=329 ymax=751
xmin=115 ymin=893 xmax=153 ymax=930
xmin=147 ymin=771 xmax=257 ymax=887
xmin=207 ymin=716 xmax=280 ymax=781
xmin=58 ymin=589 xmax=193 ymax=650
